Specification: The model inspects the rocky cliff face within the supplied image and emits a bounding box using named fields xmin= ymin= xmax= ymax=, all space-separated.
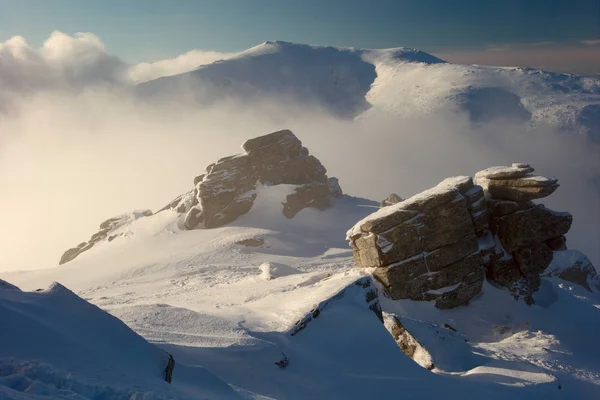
xmin=59 ymin=130 xmax=342 ymax=264
xmin=348 ymin=163 xmax=580 ymax=308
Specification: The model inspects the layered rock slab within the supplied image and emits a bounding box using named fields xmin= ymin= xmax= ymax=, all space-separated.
xmin=476 ymin=163 xmax=572 ymax=303
xmin=162 ymin=129 xmax=342 ymax=229
xmin=348 ymin=176 xmax=485 ymax=308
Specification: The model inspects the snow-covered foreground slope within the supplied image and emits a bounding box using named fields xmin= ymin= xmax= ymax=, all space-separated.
xmin=4 ymin=186 xmax=599 ymax=399
xmin=137 ymin=41 xmax=600 ymax=138
xmin=0 ymin=281 xmax=240 ymax=399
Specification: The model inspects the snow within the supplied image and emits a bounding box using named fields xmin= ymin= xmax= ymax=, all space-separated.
xmin=347 ymin=176 xmax=466 ymax=239
xmin=0 ymin=282 xmax=240 ymax=399
xmin=2 ymin=40 xmax=600 ymax=399
xmin=258 ymin=262 xmax=301 ymax=281
xmin=2 ymin=183 xmax=599 ymax=398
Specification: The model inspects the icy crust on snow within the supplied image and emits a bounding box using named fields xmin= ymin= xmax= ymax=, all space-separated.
xmin=347 ymin=176 xmax=469 ymax=239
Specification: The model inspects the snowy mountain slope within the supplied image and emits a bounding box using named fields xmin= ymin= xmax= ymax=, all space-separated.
xmin=3 ymin=185 xmax=599 ymax=399
xmin=0 ymin=281 xmax=240 ymax=399
xmin=136 ymin=41 xmax=600 ymax=137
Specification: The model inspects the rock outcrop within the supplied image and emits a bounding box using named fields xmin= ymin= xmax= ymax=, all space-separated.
xmin=160 ymin=129 xmax=342 ymax=228
xmin=60 ymin=130 xmax=342 ymax=265
xmin=476 ymin=163 xmax=572 ymax=303
xmin=383 ymin=314 xmax=434 ymax=370
xmin=59 ymin=210 xmax=153 ymax=265
xmin=347 ymin=176 xmax=486 ymax=309
xmin=379 ymin=193 xmax=403 ymax=208
xmin=348 ymin=163 xmax=580 ymax=307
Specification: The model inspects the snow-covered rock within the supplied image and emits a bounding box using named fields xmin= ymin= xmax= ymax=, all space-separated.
xmin=59 ymin=130 xmax=343 ymax=264
xmin=162 ymin=129 xmax=339 ymax=228
xmin=349 ymin=163 xmax=590 ymax=308
xmin=480 ymin=165 xmax=573 ymax=302
xmin=348 ymin=176 xmax=486 ymax=309
xmin=379 ymin=193 xmax=403 ymax=208
xmin=544 ymin=250 xmax=600 ymax=292
xmin=59 ymin=209 xmax=153 ymax=265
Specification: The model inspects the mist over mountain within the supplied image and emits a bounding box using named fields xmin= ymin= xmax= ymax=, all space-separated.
xmin=1 ymin=31 xmax=599 ymax=399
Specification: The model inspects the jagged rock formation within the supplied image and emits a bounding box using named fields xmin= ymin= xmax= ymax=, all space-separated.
xmin=379 ymin=193 xmax=403 ymax=208
xmin=476 ymin=163 xmax=572 ymax=303
xmin=348 ymin=163 xmax=580 ymax=307
xmin=59 ymin=210 xmax=153 ymax=265
xmin=160 ymin=129 xmax=342 ymax=228
xmin=60 ymin=130 xmax=342 ymax=265
xmin=347 ymin=176 xmax=486 ymax=309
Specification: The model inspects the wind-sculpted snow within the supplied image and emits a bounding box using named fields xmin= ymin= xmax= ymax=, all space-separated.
xmin=0 ymin=281 xmax=240 ymax=399
xmin=3 ymin=183 xmax=600 ymax=398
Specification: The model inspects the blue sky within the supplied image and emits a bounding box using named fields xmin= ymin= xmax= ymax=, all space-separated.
xmin=1 ymin=0 xmax=599 ymax=70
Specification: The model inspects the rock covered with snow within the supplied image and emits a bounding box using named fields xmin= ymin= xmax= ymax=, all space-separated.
xmin=379 ymin=193 xmax=403 ymax=208
xmin=474 ymin=163 xmax=559 ymax=202
xmin=347 ymin=176 xmax=486 ymax=309
xmin=543 ymin=250 xmax=600 ymax=292
xmin=59 ymin=210 xmax=153 ymax=265
xmin=60 ymin=130 xmax=342 ymax=265
xmin=479 ymin=164 xmax=573 ymax=303
xmin=348 ymin=163 xmax=587 ymax=308
xmin=161 ymin=129 xmax=341 ymax=228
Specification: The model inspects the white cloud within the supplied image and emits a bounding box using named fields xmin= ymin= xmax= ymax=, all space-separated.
xmin=0 ymin=30 xmax=236 ymax=102
xmin=129 ymin=49 xmax=235 ymax=83
xmin=581 ymin=39 xmax=600 ymax=46
xmin=0 ymin=31 xmax=127 ymax=95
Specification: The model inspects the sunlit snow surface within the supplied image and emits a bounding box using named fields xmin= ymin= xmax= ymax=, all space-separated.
xmin=3 ymin=186 xmax=600 ymax=399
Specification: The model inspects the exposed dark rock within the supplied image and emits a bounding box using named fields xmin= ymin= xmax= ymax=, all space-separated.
xmin=235 ymin=238 xmax=265 ymax=247
xmin=59 ymin=210 xmax=152 ymax=265
xmin=384 ymin=314 xmax=434 ymax=370
xmin=348 ymin=177 xmax=485 ymax=308
xmin=494 ymin=205 xmax=572 ymax=252
xmin=379 ymin=193 xmax=403 ymax=208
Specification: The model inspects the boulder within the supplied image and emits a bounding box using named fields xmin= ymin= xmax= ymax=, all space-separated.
xmin=494 ymin=205 xmax=572 ymax=252
xmin=383 ymin=314 xmax=434 ymax=370
xmin=282 ymin=182 xmax=330 ymax=218
xmin=348 ymin=176 xmax=484 ymax=308
xmin=486 ymin=183 xmax=559 ymax=202
xmin=235 ymin=238 xmax=265 ymax=247
xmin=475 ymin=165 xmax=559 ymax=202
xmin=327 ymin=177 xmax=343 ymax=198
xmin=380 ymin=193 xmax=403 ymax=208
xmin=175 ymin=129 xmax=336 ymax=229
xmin=474 ymin=163 xmax=534 ymax=180
xmin=350 ymin=162 xmax=589 ymax=307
